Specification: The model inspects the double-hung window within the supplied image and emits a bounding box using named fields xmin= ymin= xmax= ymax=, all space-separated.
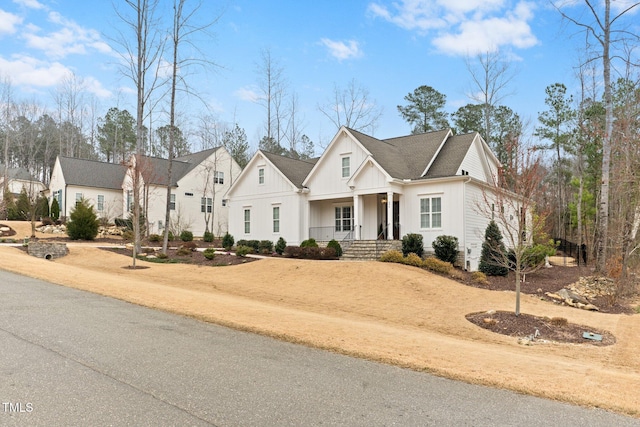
xmin=97 ymin=195 xmax=104 ymax=212
xmin=201 ymin=197 xmax=212 ymax=213
xmin=75 ymin=193 xmax=83 ymax=207
xmin=169 ymin=194 xmax=176 ymax=211
xmin=214 ymin=171 xmax=224 ymax=184
xmin=127 ymin=190 xmax=133 ymax=212
xmin=334 ymin=206 xmax=353 ymax=232
xmin=420 ymin=196 xmax=442 ymax=229
xmin=258 ymin=168 xmax=265 ymax=184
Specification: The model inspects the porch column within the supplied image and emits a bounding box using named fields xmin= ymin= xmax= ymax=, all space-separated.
xmin=353 ymin=194 xmax=360 ymax=240
xmin=386 ymin=191 xmax=393 ymax=240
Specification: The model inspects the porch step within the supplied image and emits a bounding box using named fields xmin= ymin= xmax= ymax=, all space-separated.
xmin=341 ymin=240 xmax=401 ymax=261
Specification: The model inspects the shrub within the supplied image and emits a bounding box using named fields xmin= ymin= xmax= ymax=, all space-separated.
xmin=66 ymin=199 xmax=100 ymax=240
xmin=258 ymin=240 xmax=273 ymax=254
xmin=479 ymin=220 xmax=508 ymax=276
xmin=549 ymin=317 xmax=568 ymax=327
xmin=471 ymin=271 xmax=489 ymax=285
xmin=379 ymin=250 xmax=404 ymax=263
xmin=327 ymin=239 xmax=342 ymax=257
xmin=423 ymin=257 xmax=453 ymax=274
xmin=168 ymin=231 xmax=175 ymax=241
xmin=148 ymin=234 xmax=162 ymax=242
xmin=41 ymin=217 xmax=54 ymax=226
xmin=275 ymin=237 xmax=287 ymax=255
xmin=114 ymin=218 xmax=129 ymax=228
xmin=403 ymin=252 xmax=424 ymax=267
xmin=203 ymin=248 xmax=216 ymax=260
xmin=237 ymin=239 xmax=259 ymax=252
xmin=236 ymin=245 xmax=253 ymax=257
xmin=300 ymin=238 xmax=318 ymax=248
xmin=203 ymin=231 xmax=214 ymax=243
xmin=222 ymin=233 xmax=234 ymax=250
xmin=283 ymin=246 xmax=337 ymax=260
xmin=50 ymin=198 xmax=60 ymax=221
xmin=121 ymin=230 xmax=134 ymax=241
xmin=180 ymin=230 xmax=194 ymax=242
xmin=401 ymin=233 xmax=424 ymax=258
xmin=180 ymin=241 xmax=198 ymax=251
xmin=176 ymin=247 xmax=192 ymax=256
xmin=432 ymin=235 xmax=459 ymax=264
xmin=156 ymin=252 xmax=168 ymax=259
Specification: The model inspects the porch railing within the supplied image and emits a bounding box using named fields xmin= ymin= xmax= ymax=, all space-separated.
xmin=309 ymin=226 xmax=337 ymax=241
xmin=340 ymin=228 xmax=356 ymax=253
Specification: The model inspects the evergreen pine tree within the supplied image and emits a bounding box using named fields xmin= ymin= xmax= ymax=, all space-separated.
xmin=66 ymin=199 xmax=100 ymax=240
xmin=479 ymin=220 xmax=509 ymax=276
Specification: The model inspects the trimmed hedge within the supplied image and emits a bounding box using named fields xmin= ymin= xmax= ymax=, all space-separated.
xmin=327 ymin=239 xmax=342 ymax=257
xmin=423 ymin=257 xmax=453 ymax=274
xmin=401 ymin=233 xmax=424 ymax=257
xmin=379 ymin=250 xmax=404 ymax=263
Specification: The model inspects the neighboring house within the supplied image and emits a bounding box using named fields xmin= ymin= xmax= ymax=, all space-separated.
xmin=0 ymin=164 xmax=45 ymax=201
xmin=46 ymin=146 xmax=241 ymax=237
xmin=122 ymin=146 xmax=241 ymax=237
xmin=46 ymin=157 xmax=128 ymax=222
xmin=226 ymin=126 xmax=516 ymax=271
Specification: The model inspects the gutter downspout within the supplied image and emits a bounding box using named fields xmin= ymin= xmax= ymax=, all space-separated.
xmin=462 ymin=176 xmax=472 ymax=270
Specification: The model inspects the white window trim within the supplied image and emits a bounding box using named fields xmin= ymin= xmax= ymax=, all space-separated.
xmin=418 ymin=194 xmax=443 ymax=230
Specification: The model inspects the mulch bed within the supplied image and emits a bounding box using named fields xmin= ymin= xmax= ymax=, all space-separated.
xmin=105 ymin=247 xmax=260 ymax=267
xmin=466 ymin=310 xmax=616 ymax=346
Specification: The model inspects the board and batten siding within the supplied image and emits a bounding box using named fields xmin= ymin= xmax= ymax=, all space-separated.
xmin=402 ymin=180 xmax=466 ymax=252
xmin=463 ymin=182 xmax=493 ymax=271
xmin=305 ymin=132 xmax=368 ymax=199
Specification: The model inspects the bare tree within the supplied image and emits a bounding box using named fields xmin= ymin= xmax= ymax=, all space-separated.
xmin=1 ymin=76 xmax=15 ymax=218
xmin=553 ymin=0 xmax=640 ymax=272
xmin=319 ymin=78 xmax=383 ymax=135
xmin=112 ymin=0 xmax=165 ymax=266
xmin=162 ymin=0 xmax=221 ymax=254
xmin=256 ymin=48 xmax=287 ymax=145
xmin=465 ymin=50 xmax=516 ymax=149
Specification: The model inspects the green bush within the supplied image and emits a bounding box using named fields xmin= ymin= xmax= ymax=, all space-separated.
xmin=479 ymin=220 xmax=508 ymax=276
xmin=403 ymin=252 xmax=423 ymax=267
xmin=275 ymin=237 xmax=287 ymax=255
xmin=432 ymin=235 xmax=459 ymax=264
xmin=379 ymin=249 xmax=404 ymax=263
xmin=203 ymin=231 xmax=214 ymax=243
xmin=168 ymin=231 xmax=175 ymax=241
xmin=402 ymin=233 xmax=424 ymax=258
xmin=237 ymin=240 xmax=259 ymax=252
xmin=283 ymin=246 xmax=337 ymax=260
xmin=222 ymin=232 xmax=234 ymax=250
xmin=148 ymin=234 xmax=162 ymax=242
xmin=180 ymin=230 xmax=194 ymax=242
xmin=300 ymin=238 xmax=318 ymax=248
xmin=423 ymin=257 xmax=453 ymax=274
xmin=121 ymin=230 xmax=134 ymax=241
xmin=236 ymin=245 xmax=253 ymax=257
xmin=327 ymin=239 xmax=342 ymax=257
xmin=203 ymin=248 xmax=216 ymax=260
xmin=176 ymin=247 xmax=192 ymax=256
xmin=156 ymin=252 xmax=168 ymax=259
xmin=50 ymin=197 xmax=60 ymax=221
xmin=258 ymin=240 xmax=273 ymax=254
xmin=66 ymin=199 xmax=100 ymax=240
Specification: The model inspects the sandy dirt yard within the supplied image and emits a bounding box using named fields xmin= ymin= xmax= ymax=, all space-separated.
xmin=1 ymin=221 xmax=639 ymax=418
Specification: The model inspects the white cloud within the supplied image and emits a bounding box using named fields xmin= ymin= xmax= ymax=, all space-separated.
xmin=369 ymin=0 xmax=538 ymax=56
xmin=319 ymin=38 xmax=363 ymax=61
xmin=22 ymin=11 xmax=111 ymax=59
xmin=12 ymin=0 xmax=46 ymax=9
xmin=234 ymin=86 xmax=260 ymax=102
xmin=0 ymin=54 xmax=72 ymax=87
xmin=0 ymin=9 xmax=23 ymax=35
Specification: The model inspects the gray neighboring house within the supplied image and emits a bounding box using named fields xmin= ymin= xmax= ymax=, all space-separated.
xmin=46 ymin=157 xmax=128 ymax=221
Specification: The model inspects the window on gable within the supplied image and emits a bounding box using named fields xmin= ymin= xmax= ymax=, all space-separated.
xmin=273 ymin=206 xmax=280 ymax=233
xmin=258 ymin=168 xmax=265 ymax=184
xmin=334 ymin=206 xmax=353 ymax=232
xmin=201 ymin=197 xmax=212 ymax=213
xmin=97 ymin=195 xmax=104 ymax=211
xmin=214 ymin=171 xmax=224 ymax=184
xmin=420 ymin=196 xmax=442 ymax=229
xmin=341 ymin=157 xmax=350 ymax=178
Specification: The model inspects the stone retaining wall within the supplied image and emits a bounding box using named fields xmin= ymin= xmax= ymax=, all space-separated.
xmin=27 ymin=241 xmax=68 ymax=260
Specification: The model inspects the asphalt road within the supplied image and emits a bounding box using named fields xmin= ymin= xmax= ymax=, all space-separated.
xmin=1 ymin=270 xmax=638 ymax=427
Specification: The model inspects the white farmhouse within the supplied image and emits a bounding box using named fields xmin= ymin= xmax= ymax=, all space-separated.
xmin=46 ymin=146 xmax=241 ymax=237
xmin=226 ymin=127 xmax=513 ymax=270
xmin=0 ymin=164 xmax=46 ymax=202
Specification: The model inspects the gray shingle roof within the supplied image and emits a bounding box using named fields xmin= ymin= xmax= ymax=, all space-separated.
xmin=261 ymin=151 xmax=318 ymax=188
xmin=58 ymin=157 xmax=127 ymax=190
xmin=0 ymin=164 xmax=39 ymax=182
xmin=138 ymin=147 xmax=222 ymax=187
xmin=346 ymin=128 xmax=466 ymax=180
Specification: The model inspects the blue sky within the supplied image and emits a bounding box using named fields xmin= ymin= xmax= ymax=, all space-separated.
xmin=1 ymin=0 xmax=638 ymax=153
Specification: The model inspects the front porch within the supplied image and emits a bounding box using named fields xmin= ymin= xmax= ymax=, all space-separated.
xmin=308 ymin=192 xmax=401 ymax=245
